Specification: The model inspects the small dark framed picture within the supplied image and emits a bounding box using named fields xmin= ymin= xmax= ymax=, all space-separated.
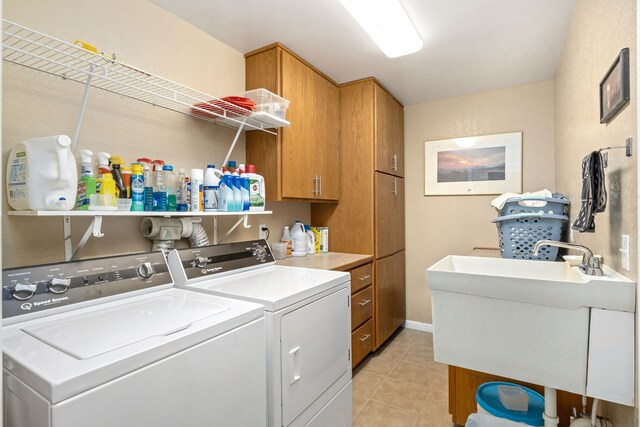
xmin=600 ymin=47 xmax=630 ymax=124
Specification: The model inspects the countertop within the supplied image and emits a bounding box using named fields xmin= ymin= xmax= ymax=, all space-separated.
xmin=276 ymin=252 xmax=373 ymax=271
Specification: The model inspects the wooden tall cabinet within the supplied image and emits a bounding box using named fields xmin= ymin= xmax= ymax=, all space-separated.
xmin=245 ymin=43 xmax=339 ymax=201
xmin=312 ymin=78 xmax=405 ymax=351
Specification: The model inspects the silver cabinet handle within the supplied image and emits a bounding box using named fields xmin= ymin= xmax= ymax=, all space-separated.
xmin=312 ymin=175 xmax=318 ymax=196
xmin=318 ymin=175 xmax=322 ymax=196
xmin=358 ymin=275 xmax=371 ymax=281
xmin=392 ymin=178 xmax=397 ymax=195
xmin=12 ymin=282 xmax=38 ymax=301
xmin=358 ymin=299 xmax=371 ymax=307
xmin=360 ymin=333 xmax=371 ymax=342
xmin=392 ymin=154 xmax=398 ymax=171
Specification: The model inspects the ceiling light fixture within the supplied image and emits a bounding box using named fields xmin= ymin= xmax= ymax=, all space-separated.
xmin=339 ymin=0 xmax=423 ymax=58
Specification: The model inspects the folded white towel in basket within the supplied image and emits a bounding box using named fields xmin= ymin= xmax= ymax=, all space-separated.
xmin=491 ymin=189 xmax=553 ymax=210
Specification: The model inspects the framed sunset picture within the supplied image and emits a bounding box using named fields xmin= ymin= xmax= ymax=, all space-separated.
xmin=424 ymin=132 xmax=522 ymax=196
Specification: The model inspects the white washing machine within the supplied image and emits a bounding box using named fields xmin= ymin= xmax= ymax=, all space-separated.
xmin=2 ymin=250 xmax=267 ymax=427
xmin=167 ymin=240 xmax=353 ymax=427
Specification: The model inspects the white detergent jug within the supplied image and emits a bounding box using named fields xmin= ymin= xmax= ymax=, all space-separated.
xmin=7 ymin=135 xmax=78 ymax=211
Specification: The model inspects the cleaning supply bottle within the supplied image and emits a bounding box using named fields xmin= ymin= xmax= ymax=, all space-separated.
xmin=96 ymin=152 xmax=111 ymax=177
xmin=109 ymin=155 xmax=127 ymax=199
xmin=245 ymin=164 xmax=265 ymax=211
xmin=190 ymin=168 xmax=204 ymax=212
xmin=238 ymin=164 xmax=250 ymax=211
xmin=96 ymin=170 xmax=117 ymax=205
xmin=75 ymin=149 xmax=96 ymax=210
xmin=231 ymin=169 xmax=242 ymax=212
xmin=164 ymin=165 xmax=177 ymax=211
xmin=137 ymin=158 xmax=154 ymax=211
xmin=290 ymin=220 xmax=307 ymax=257
xmin=281 ymin=226 xmax=292 ymax=257
xmin=121 ymin=165 xmax=132 ymax=198
xmin=176 ymin=168 xmax=189 ymax=211
xmin=153 ymin=164 xmax=167 ymax=211
xmin=130 ymin=162 xmax=145 ymax=211
xmin=227 ymin=160 xmax=237 ymax=173
xmin=218 ymin=170 xmax=233 ymax=212
xmin=204 ymin=164 xmax=221 ymax=212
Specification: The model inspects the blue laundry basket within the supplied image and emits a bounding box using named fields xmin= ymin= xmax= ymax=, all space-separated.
xmin=500 ymin=196 xmax=570 ymax=216
xmin=492 ymin=213 xmax=569 ymax=261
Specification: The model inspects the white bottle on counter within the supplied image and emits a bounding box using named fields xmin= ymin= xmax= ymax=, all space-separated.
xmin=290 ymin=220 xmax=307 ymax=257
xmin=281 ymin=226 xmax=292 ymax=257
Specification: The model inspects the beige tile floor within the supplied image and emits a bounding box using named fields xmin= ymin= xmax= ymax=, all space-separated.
xmin=352 ymin=328 xmax=457 ymax=427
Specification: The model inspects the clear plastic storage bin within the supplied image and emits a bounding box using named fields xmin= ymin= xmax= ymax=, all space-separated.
xmin=241 ymin=88 xmax=290 ymax=120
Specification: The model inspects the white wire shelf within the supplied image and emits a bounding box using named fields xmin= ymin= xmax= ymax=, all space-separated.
xmin=2 ymin=19 xmax=289 ymax=134
xmin=7 ymin=210 xmax=272 ymax=217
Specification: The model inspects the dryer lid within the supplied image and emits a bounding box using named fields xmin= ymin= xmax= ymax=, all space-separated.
xmin=21 ymin=293 xmax=229 ymax=359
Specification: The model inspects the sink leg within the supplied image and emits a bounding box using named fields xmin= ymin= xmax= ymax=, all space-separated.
xmin=543 ymin=387 xmax=559 ymax=427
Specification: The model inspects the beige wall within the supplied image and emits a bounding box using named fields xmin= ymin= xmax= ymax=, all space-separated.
xmin=554 ymin=0 xmax=637 ymax=423
xmin=404 ymin=80 xmax=556 ymax=324
xmin=3 ymin=0 xmax=309 ymax=267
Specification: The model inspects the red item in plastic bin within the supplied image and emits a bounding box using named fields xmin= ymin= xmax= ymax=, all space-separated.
xmin=191 ymin=97 xmax=255 ymax=119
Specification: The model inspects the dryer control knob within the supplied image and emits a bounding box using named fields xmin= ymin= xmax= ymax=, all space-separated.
xmin=12 ymin=282 xmax=38 ymax=301
xmin=136 ymin=262 xmax=155 ymax=279
xmin=192 ymin=256 xmax=210 ymax=268
xmin=252 ymin=245 xmax=267 ymax=262
xmin=48 ymin=277 xmax=71 ymax=294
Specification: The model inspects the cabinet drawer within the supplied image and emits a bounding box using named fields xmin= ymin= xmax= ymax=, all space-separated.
xmin=350 ymin=262 xmax=373 ymax=294
xmin=352 ymin=319 xmax=373 ymax=368
xmin=351 ymin=286 xmax=373 ymax=330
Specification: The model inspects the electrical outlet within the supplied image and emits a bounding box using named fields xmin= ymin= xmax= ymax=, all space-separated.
xmin=620 ymin=234 xmax=630 ymax=271
xmin=259 ymin=224 xmax=268 ymax=240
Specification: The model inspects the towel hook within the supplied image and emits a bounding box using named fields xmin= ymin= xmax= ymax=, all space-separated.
xmin=597 ymin=137 xmax=632 ymax=168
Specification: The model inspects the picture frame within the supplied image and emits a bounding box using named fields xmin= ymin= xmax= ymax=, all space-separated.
xmin=600 ymin=47 xmax=630 ymax=124
xmin=424 ymin=132 xmax=522 ymax=196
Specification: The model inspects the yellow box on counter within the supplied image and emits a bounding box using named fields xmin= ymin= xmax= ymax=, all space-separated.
xmin=310 ymin=226 xmax=329 ymax=253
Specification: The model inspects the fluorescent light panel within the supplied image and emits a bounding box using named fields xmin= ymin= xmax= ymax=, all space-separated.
xmin=339 ymin=0 xmax=423 ymax=58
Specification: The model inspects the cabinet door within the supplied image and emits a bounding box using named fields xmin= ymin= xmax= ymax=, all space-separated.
xmin=281 ymin=51 xmax=316 ymax=199
xmin=374 ymin=84 xmax=404 ymax=177
xmin=314 ymin=74 xmax=340 ymax=200
xmin=375 ymin=173 xmax=405 ymax=258
xmin=374 ymin=251 xmax=405 ymax=348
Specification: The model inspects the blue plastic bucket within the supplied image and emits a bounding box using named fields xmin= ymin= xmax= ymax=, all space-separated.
xmin=476 ymin=382 xmax=544 ymax=426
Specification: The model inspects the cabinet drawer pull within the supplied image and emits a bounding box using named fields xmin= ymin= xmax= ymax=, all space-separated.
xmin=358 ymin=275 xmax=371 ymax=281
xmin=360 ymin=333 xmax=371 ymax=342
xmin=319 ymin=175 xmax=322 ymax=196
xmin=392 ymin=178 xmax=397 ymax=195
xmin=392 ymin=154 xmax=398 ymax=171
xmin=358 ymin=299 xmax=371 ymax=307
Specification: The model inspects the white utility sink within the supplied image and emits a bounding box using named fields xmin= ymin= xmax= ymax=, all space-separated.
xmin=427 ymin=256 xmax=635 ymax=405
xmin=428 ymin=255 xmax=635 ymax=312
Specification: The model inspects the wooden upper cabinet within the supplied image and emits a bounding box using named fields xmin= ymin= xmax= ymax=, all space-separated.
xmin=245 ymin=44 xmax=339 ymax=202
xmin=375 ymin=84 xmax=404 ymax=177
xmin=280 ymin=51 xmax=315 ymax=199
xmin=375 ymin=173 xmax=405 ymax=258
xmin=314 ymin=73 xmax=340 ymax=201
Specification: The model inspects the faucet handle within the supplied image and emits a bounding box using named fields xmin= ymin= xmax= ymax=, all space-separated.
xmin=583 ymin=255 xmax=604 ymax=276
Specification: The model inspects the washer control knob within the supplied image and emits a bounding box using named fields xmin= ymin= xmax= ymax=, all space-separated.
xmin=48 ymin=277 xmax=71 ymax=294
xmin=252 ymin=245 xmax=267 ymax=262
xmin=137 ymin=262 xmax=155 ymax=279
xmin=192 ymin=256 xmax=210 ymax=268
xmin=12 ymin=282 xmax=38 ymax=301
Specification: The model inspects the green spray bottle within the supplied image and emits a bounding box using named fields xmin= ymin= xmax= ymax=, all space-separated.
xmin=75 ymin=149 xmax=96 ymax=210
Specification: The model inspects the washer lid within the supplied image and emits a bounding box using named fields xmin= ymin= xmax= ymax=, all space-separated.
xmin=3 ymin=288 xmax=264 ymax=404
xmin=22 ymin=294 xmax=229 ymax=359
xmin=184 ymin=266 xmax=350 ymax=311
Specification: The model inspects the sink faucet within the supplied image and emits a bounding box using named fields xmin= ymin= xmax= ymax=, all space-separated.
xmin=531 ymin=240 xmax=603 ymax=276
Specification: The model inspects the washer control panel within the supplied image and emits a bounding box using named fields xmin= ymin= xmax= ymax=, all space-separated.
xmin=2 ymin=251 xmax=171 ymax=321
xmin=174 ymin=239 xmax=274 ymax=281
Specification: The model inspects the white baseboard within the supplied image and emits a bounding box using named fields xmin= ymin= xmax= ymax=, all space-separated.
xmin=403 ymin=320 xmax=433 ymax=333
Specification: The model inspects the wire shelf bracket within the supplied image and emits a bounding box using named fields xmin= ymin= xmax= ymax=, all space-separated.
xmin=598 ymin=137 xmax=633 ymax=168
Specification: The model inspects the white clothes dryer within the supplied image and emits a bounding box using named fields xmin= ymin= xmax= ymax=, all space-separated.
xmin=2 ymin=250 xmax=267 ymax=427
xmin=168 ymin=240 xmax=353 ymax=427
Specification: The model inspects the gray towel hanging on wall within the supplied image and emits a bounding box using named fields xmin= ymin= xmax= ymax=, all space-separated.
xmin=572 ymin=151 xmax=607 ymax=232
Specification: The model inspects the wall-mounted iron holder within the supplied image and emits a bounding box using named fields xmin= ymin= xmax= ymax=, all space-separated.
xmin=598 ymin=137 xmax=633 ymax=168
